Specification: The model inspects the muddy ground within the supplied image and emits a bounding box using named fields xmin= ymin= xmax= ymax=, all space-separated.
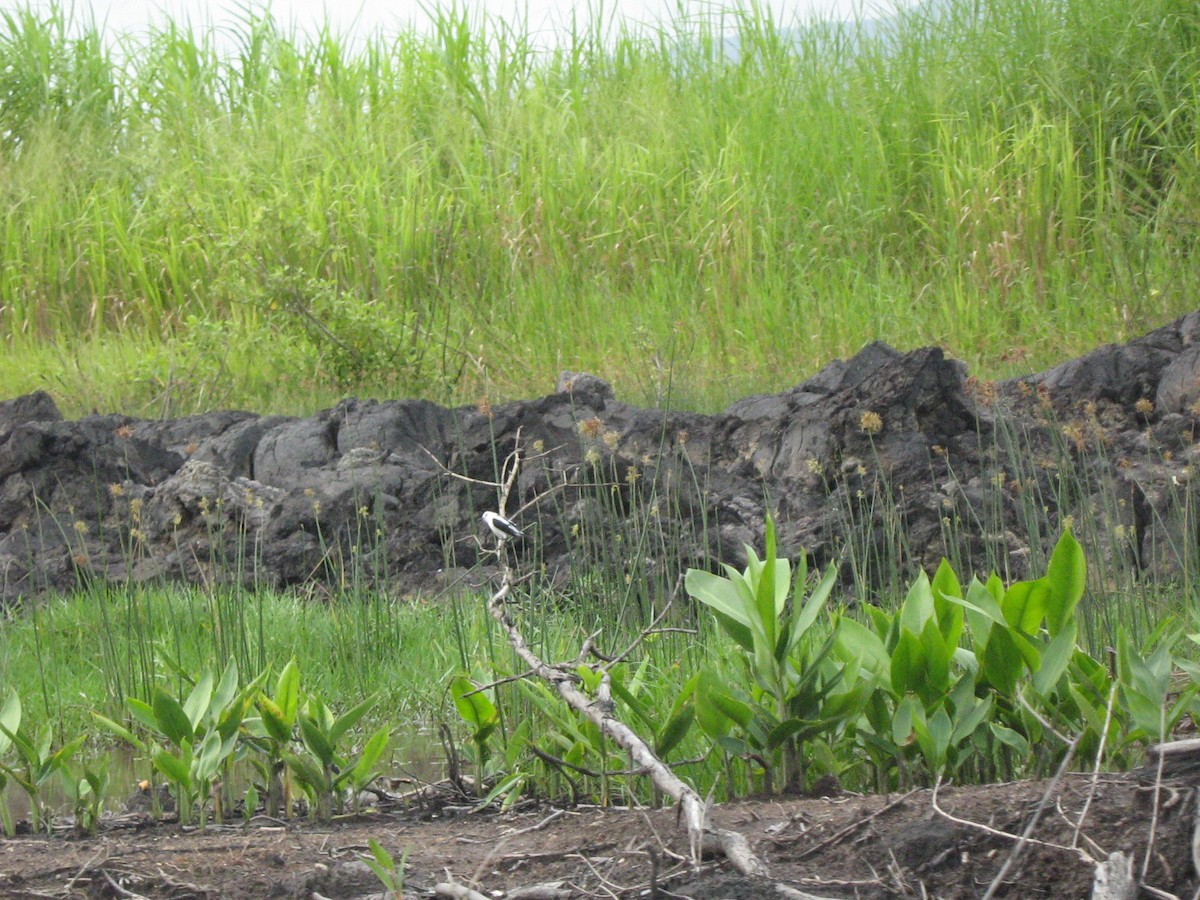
xmin=0 ymin=772 xmax=1194 ymax=899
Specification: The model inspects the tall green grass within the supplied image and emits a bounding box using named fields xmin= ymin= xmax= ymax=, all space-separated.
xmin=0 ymin=0 xmax=1195 ymax=415
xmin=0 ymin=583 xmax=463 ymax=736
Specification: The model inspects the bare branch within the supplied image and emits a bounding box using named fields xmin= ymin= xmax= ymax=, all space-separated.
xmin=485 ymin=440 xmax=769 ymax=877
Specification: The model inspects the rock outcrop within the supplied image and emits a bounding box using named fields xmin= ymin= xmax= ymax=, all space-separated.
xmin=4 ymin=313 xmax=1200 ymax=605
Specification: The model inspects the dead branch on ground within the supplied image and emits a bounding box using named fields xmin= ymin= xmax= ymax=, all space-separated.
xmin=481 ymin=440 xmax=770 ymax=878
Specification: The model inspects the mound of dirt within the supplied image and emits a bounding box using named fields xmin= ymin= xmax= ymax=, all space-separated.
xmin=0 ymin=772 xmax=1192 ymax=898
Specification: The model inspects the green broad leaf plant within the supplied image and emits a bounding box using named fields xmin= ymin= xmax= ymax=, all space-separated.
xmin=94 ymin=660 xmax=265 ymax=827
xmin=835 ymin=527 xmax=1114 ymax=782
xmin=0 ymin=690 xmax=85 ymax=833
xmin=244 ymin=658 xmax=302 ymax=818
xmin=281 ymin=691 xmax=388 ymax=822
xmin=686 ymin=516 xmax=866 ymax=793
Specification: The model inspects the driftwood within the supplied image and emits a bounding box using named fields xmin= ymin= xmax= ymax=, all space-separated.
xmin=487 ymin=555 xmax=769 ymax=876
xmin=480 ymin=438 xmax=770 ymax=878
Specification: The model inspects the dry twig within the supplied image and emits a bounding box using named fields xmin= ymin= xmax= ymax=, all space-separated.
xmin=794 ymin=789 xmax=919 ymax=859
xmin=930 ymin=770 xmax=1094 ymax=869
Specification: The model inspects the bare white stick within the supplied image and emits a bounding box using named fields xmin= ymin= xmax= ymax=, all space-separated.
xmin=484 ymin=440 xmax=770 ymax=877
xmin=1075 ymin=683 xmax=1118 ymax=851
xmin=1141 ymin=708 xmax=1169 ymax=883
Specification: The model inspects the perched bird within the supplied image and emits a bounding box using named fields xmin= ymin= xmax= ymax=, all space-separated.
xmin=482 ymin=511 xmax=524 ymax=541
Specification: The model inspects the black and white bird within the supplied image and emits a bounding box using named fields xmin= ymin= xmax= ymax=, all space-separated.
xmin=482 ymin=511 xmax=524 ymax=541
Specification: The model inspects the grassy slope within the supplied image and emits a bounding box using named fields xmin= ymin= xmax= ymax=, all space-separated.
xmin=0 ymin=0 xmax=1195 ymax=416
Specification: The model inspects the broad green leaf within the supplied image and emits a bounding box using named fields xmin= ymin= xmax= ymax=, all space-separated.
xmin=367 ymin=838 xmax=395 ymax=871
xmin=34 ymin=724 xmax=52 ymax=763
xmin=211 ymin=661 xmax=240 ymax=721
xmin=820 ymin=681 xmax=872 ymax=720
xmin=0 ymin=722 xmax=35 ymax=766
xmin=450 ymin=676 xmax=499 ymax=742
xmin=182 ymin=670 xmax=214 ymax=731
xmin=900 ymin=572 xmax=935 ymax=635
xmin=472 ymin=771 xmax=526 ymax=812
xmin=686 ymin=569 xmax=753 ymax=627
xmin=834 ymin=617 xmax=891 ymax=686
xmin=48 ymin=735 xmax=85 ymax=772
xmin=715 ymin=734 xmax=754 ymax=758
xmin=126 ymin=697 xmax=159 ymax=733
xmin=766 ymin=716 xmax=825 ymax=749
xmin=195 ymin=730 xmax=228 ymax=782
xmin=258 ymin=697 xmax=293 ymax=744
xmin=788 ymin=563 xmax=837 ymax=659
xmin=243 ymin=784 xmax=259 ymax=820
xmin=274 ymin=660 xmax=301 ymax=722
xmin=668 ymin=673 xmax=701 ymax=722
xmin=953 ymin=646 xmax=979 ymax=677
xmin=564 ymin=740 xmax=587 ymax=767
xmin=300 ymin=716 xmax=337 ymax=767
xmin=980 ymin=626 xmax=1023 ymax=697
xmin=918 ymin=619 xmax=953 ymax=698
xmin=152 ymin=688 xmax=194 ymax=746
xmin=698 ymin=676 xmax=754 ymax=730
xmin=927 ymin=707 xmax=952 ymax=768
xmin=0 ymin=691 xmax=20 ymax=757
xmin=865 ymin=605 xmax=897 ymax=650
xmin=985 ymin=573 xmax=1005 ymax=604
xmin=757 ymin=518 xmax=781 ymax=653
xmin=91 ymin=713 xmax=145 ymax=751
xmin=330 ymin=696 xmax=377 ymax=747
xmin=954 ymin=578 xmax=1004 ymax=649
xmin=931 ymin=558 xmax=964 ymax=645
xmin=505 ymin=719 xmax=531 ymax=769
xmin=890 ymin=631 xmax=924 ymax=698
xmin=575 ymin=666 xmax=603 ymax=693
xmin=626 ymin=657 xmax=652 ymax=696
xmin=1121 ymin=686 xmax=1166 ymax=737
xmin=1044 ymin=528 xmax=1086 ymax=636
xmin=751 ymin=628 xmax=783 ymax=699
xmin=694 ymin=681 xmax=734 ymax=739
xmin=892 ymin=696 xmax=919 ymax=746
xmin=349 ymin=727 xmax=391 ymax=787
xmin=153 ymin=748 xmax=191 ymax=786
xmin=215 ymin=694 xmax=250 ymax=742
xmin=950 ymin=695 xmax=993 ymax=745
xmin=1175 ymin=657 xmax=1200 ymax=685
xmin=990 ymin=723 xmax=1030 ymax=756
xmin=609 ymin=678 xmax=653 ymax=731
xmin=686 ymin=569 xmax=755 ymax=651
xmin=656 ymin=707 xmax=695 ymax=758
xmin=1032 ymin=622 xmax=1077 ymax=696
xmin=282 ymin=750 xmax=329 ymax=791
xmin=1002 ymin=579 xmax=1049 ymax=635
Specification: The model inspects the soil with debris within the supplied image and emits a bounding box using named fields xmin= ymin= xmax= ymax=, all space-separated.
xmin=0 ymin=772 xmax=1193 ymax=899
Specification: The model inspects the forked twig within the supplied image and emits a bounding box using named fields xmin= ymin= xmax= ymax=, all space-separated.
xmin=601 ymin=575 xmax=684 ymax=672
xmin=930 ymin=765 xmax=1093 ymax=873
xmin=979 ymin=730 xmax=1088 ymax=900
xmin=794 ymin=789 xmax=919 ymax=859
